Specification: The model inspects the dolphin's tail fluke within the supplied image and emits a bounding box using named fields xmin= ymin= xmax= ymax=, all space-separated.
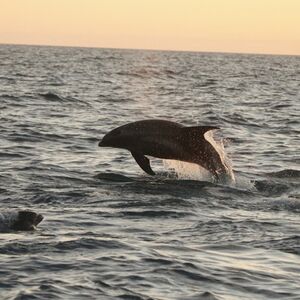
xmin=181 ymin=126 xmax=228 ymax=179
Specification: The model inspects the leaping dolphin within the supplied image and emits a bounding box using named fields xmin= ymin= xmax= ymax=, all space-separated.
xmin=99 ymin=119 xmax=228 ymax=179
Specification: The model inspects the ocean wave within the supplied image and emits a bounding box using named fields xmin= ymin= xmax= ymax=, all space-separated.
xmin=94 ymin=172 xmax=134 ymax=182
xmin=54 ymin=238 xmax=132 ymax=251
xmin=0 ymin=238 xmax=133 ymax=255
xmin=0 ymin=94 xmax=21 ymax=100
xmin=39 ymin=92 xmax=63 ymax=101
xmin=117 ymin=209 xmax=195 ymax=219
xmin=1 ymin=45 xmax=300 ymax=300
xmin=0 ymin=152 xmax=25 ymax=159
xmin=38 ymin=92 xmax=91 ymax=107
xmin=254 ymin=180 xmax=290 ymax=196
xmin=266 ymin=169 xmax=300 ymax=178
xmin=252 ymin=236 xmax=300 ymax=255
xmin=116 ymin=67 xmax=181 ymax=79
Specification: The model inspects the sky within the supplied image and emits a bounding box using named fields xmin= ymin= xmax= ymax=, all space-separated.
xmin=0 ymin=0 xmax=299 ymax=55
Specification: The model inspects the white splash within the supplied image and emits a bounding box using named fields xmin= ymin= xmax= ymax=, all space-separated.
xmin=204 ymin=130 xmax=236 ymax=184
xmin=163 ymin=130 xmax=235 ymax=184
xmin=163 ymin=159 xmax=212 ymax=181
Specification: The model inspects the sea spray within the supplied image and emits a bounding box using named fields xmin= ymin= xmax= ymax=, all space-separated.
xmin=204 ymin=130 xmax=236 ymax=184
xmin=163 ymin=131 xmax=236 ymax=184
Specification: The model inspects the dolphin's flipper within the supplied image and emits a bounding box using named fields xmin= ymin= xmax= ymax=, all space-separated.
xmin=131 ymin=151 xmax=155 ymax=175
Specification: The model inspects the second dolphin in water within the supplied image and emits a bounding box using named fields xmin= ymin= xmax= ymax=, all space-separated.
xmin=99 ymin=119 xmax=229 ymax=179
xmin=0 ymin=210 xmax=43 ymax=232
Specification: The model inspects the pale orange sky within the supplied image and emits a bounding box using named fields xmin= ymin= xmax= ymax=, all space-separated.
xmin=0 ymin=0 xmax=299 ymax=55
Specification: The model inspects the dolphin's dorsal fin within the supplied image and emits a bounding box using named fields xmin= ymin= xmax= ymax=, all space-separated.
xmin=131 ymin=151 xmax=155 ymax=176
xmin=184 ymin=126 xmax=220 ymax=137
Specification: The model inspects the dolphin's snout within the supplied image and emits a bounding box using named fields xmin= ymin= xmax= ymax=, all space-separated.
xmin=99 ymin=132 xmax=114 ymax=147
xmin=98 ymin=138 xmax=107 ymax=147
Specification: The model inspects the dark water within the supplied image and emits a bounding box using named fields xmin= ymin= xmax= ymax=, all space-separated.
xmin=0 ymin=44 xmax=299 ymax=300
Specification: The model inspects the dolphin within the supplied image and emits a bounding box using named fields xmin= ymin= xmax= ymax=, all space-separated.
xmin=0 ymin=210 xmax=44 ymax=232
xmin=98 ymin=119 xmax=228 ymax=179
xmin=12 ymin=210 xmax=44 ymax=231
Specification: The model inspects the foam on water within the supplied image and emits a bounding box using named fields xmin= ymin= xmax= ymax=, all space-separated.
xmin=163 ymin=159 xmax=212 ymax=181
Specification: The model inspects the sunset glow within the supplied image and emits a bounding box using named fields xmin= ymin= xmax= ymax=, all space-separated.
xmin=1 ymin=0 xmax=299 ymax=55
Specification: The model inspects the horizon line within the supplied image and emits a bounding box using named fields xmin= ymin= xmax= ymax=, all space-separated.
xmin=0 ymin=41 xmax=299 ymax=57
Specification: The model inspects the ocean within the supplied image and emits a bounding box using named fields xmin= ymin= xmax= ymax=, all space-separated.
xmin=0 ymin=44 xmax=299 ymax=299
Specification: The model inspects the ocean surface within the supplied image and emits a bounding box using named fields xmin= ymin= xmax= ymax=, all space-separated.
xmin=0 ymin=44 xmax=299 ymax=300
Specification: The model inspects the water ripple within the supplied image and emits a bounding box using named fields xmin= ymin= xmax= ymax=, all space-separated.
xmin=0 ymin=45 xmax=299 ymax=300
